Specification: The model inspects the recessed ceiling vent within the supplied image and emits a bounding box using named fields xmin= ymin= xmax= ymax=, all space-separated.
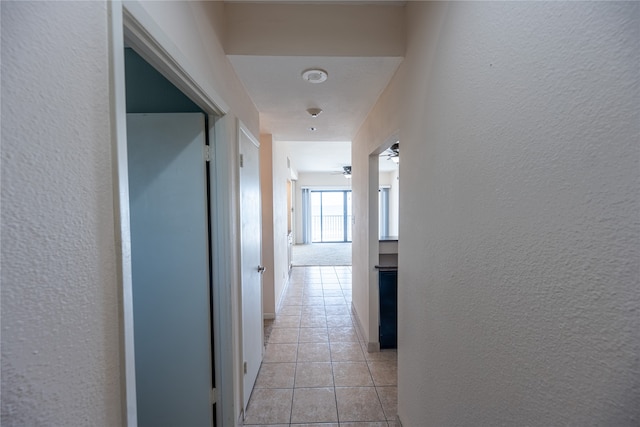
xmin=302 ymin=68 xmax=328 ymax=84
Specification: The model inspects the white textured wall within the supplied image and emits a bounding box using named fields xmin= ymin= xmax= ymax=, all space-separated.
xmin=1 ymin=2 xmax=122 ymax=425
xmin=260 ymin=135 xmax=294 ymax=317
xmin=397 ymin=2 xmax=640 ymax=425
xmin=2 ymin=1 xmax=262 ymax=425
xmin=351 ymin=64 xmax=403 ymax=346
xmin=260 ymin=135 xmax=276 ymax=317
xmin=272 ymin=142 xmax=297 ymax=311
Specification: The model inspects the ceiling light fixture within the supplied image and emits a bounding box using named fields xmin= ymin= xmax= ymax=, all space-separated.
xmin=307 ymin=108 xmax=323 ymax=118
xmin=302 ymin=68 xmax=328 ymax=84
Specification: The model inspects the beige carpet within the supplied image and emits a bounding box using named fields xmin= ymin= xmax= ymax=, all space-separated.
xmin=291 ymin=243 xmax=352 ymax=266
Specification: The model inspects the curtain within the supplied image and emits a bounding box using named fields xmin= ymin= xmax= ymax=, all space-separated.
xmin=301 ymin=188 xmax=312 ymax=244
xmin=379 ymin=187 xmax=390 ymax=238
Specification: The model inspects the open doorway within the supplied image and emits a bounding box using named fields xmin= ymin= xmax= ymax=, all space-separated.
xmin=379 ymin=141 xmax=399 ymax=239
xmin=111 ymin=4 xmax=238 ymax=424
xmin=124 ymin=47 xmax=216 ymax=426
xmin=293 ymin=186 xmax=352 ymax=266
xmin=310 ymin=190 xmax=353 ymax=243
xmin=292 ymin=178 xmax=353 ymax=266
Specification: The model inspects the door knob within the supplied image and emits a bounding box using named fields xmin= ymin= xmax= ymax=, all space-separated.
xmin=257 ymin=265 xmax=266 ymax=273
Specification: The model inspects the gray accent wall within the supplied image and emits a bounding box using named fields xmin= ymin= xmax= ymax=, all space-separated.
xmin=125 ymin=48 xmax=202 ymax=114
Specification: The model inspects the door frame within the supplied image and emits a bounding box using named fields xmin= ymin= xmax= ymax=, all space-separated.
xmin=108 ymin=2 xmax=235 ymax=425
xmin=367 ymin=131 xmax=400 ymax=353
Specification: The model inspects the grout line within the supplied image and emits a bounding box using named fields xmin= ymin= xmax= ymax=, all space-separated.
xmin=266 ymin=265 xmax=377 ymax=425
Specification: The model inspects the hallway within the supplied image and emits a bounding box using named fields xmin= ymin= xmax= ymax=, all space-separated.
xmin=244 ymin=266 xmax=398 ymax=426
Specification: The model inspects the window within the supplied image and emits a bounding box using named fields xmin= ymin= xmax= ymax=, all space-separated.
xmin=309 ymin=190 xmax=352 ymax=242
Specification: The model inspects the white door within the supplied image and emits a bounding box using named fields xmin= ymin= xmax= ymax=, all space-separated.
xmin=127 ymin=113 xmax=212 ymax=427
xmin=238 ymin=124 xmax=263 ymax=411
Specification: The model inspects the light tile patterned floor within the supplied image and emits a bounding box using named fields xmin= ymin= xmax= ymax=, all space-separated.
xmin=243 ymin=266 xmax=398 ymax=427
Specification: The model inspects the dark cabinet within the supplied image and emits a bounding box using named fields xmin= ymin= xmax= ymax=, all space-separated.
xmin=378 ymin=269 xmax=397 ymax=349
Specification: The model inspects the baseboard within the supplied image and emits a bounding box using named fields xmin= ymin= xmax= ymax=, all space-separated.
xmin=263 ymin=313 xmax=275 ymax=320
xmin=274 ymin=274 xmax=291 ymax=315
xmin=350 ymin=302 xmax=381 ymax=353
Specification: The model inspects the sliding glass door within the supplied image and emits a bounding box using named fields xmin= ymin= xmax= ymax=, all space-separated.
xmin=310 ymin=190 xmax=352 ymax=242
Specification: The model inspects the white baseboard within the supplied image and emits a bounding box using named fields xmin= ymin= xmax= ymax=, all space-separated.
xmin=367 ymin=341 xmax=381 ymax=353
xmin=263 ymin=313 xmax=275 ymax=320
xmin=350 ymin=302 xmax=381 ymax=353
xmin=274 ymin=274 xmax=291 ymax=315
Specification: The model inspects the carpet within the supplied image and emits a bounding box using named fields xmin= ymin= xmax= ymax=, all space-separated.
xmin=291 ymin=243 xmax=352 ymax=266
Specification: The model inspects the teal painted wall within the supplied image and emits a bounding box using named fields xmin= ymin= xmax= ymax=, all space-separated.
xmin=125 ymin=48 xmax=203 ymax=113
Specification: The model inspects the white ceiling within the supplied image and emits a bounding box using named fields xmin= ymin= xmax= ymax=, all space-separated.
xmin=224 ymin=0 xmax=406 ymax=4
xmin=282 ymin=141 xmax=351 ymax=173
xmin=283 ymin=141 xmax=398 ymax=174
xmin=224 ymin=2 xmax=405 ymax=173
xmin=228 ymin=55 xmax=402 ymax=143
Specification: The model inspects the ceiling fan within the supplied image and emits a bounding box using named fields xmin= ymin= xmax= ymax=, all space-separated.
xmin=330 ymin=165 xmax=352 ymax=179
xmin=381 ymin=142 xmax=400 ymax=163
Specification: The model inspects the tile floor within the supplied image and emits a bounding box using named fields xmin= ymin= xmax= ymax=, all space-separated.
xmin=243 ymin=266 xmax=398 ymax=427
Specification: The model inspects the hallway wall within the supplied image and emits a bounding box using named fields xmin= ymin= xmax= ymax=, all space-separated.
xmin=260 ymin=135 xmax=276 ymax=317
xmin=1 ymin=2 xmax=121 ymax=424
xmin=353 ymin=1 xmax=638 ymax=425
xmin=395 ymin=2 xmax=638 ymax=425
xmin=351 ymin=53 xmax=404 ymax=348
xmin=261 ymin=135 xmax=298 ymax=318
xmin=272 ymin=141 xmax=298 ymax=312
xmin=1 ymin=1 xmax=260 ymax=425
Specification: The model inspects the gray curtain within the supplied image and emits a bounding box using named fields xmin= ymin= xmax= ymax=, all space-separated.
xmin=301 ymin=188 xmax=312 ymax=244
xmin=379 ymin=187 xmax=390 ymax=238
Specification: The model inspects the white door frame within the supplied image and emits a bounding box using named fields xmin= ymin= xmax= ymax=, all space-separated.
xmin=367 ymin=131 xmax=400 ymax=353
xmin=108 ymin=2 xmax=235 ymax=425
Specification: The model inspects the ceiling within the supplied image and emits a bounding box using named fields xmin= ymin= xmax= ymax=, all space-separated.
xmin=281 ymin=141 xmax=351 ymax=174
xmin=224 ymin=1 xmax=405 ymax=173
xmin=228 ymin=55 xmax=402 ymax=143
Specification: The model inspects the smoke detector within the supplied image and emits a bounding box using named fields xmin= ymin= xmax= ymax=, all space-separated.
xmin=302 ymin=68 xmax=328 ymax=84
xmin=307 ymin=108 xmax=323 ymax=118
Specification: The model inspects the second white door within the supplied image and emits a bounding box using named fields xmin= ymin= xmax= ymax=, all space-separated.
xmin=238 ymin=124 xmax=263 ymax=411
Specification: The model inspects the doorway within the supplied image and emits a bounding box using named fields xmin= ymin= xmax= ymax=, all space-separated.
xmin=113 ymin=4 xmax=239 ymax=425
xmin=124 ymin=48 xmax=215 ymax=426
xmin=310 ymin=190 xmax=352 ymax=242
